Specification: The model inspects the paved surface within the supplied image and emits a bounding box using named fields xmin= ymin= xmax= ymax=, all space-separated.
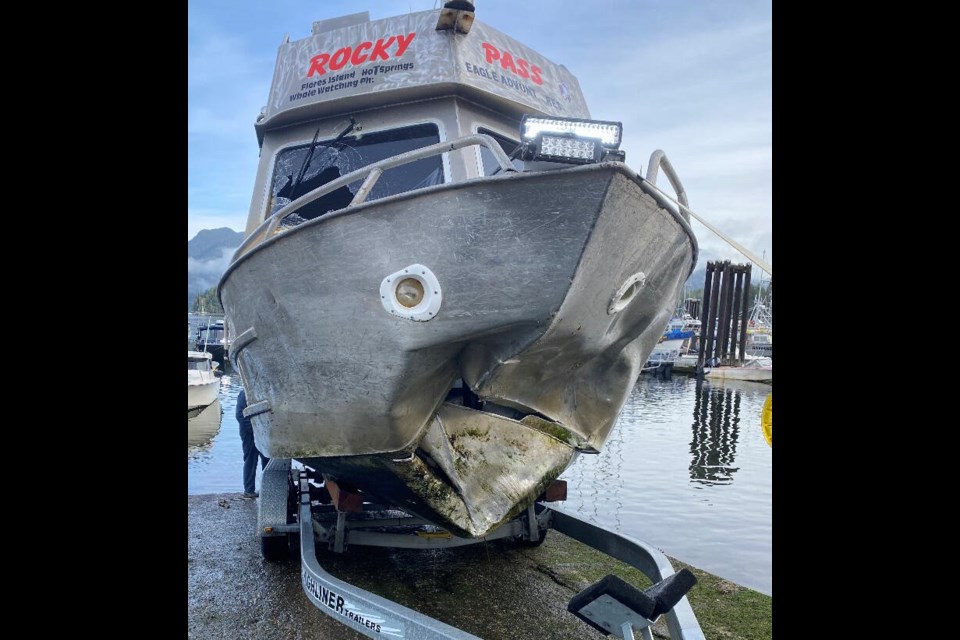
xmin=188 ymin=493 xmax=678 ymax=639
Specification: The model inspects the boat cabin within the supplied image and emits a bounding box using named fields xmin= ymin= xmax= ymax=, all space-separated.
xmin=194 ymin=321 xmax=225 ymax=350
xmin=241 ymin=9 xmax=610 ymax=240
xmin=188 ymin=351 xmax=215 ymax=372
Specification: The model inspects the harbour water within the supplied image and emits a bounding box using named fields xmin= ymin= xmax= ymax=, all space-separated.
xmin=558 ymin=375 xmax=772 ymax=595
xmin=188 ymin=369 xmax=772 ymax=595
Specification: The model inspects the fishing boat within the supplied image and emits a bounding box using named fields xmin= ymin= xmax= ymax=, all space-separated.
xmin=669 ymin=312 xmax=702 ymax=342
xmin=745 ymin=327 xmax=772 ymax=357
xmin=218 ymin=7 xmax=698 ymax=538
xmin=745 ymin=282 xmax=772 ymax=357
xmin=188 ymin=351 xmax=220 ymax=411
xmin=194 ymin=319 xmax=228 ymax=364
xmin=643 ymin=327 xmax=697 ymax=375
xmin=641 ymin=310 xmax=700 ymax=375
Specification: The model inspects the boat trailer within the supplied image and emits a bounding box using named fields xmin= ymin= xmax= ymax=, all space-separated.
xmin=258 ymin=458 xmax=706 ymax=640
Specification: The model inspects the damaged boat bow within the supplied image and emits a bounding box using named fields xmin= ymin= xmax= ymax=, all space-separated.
xmin=219 ymin=7 xmax=697 ymax=538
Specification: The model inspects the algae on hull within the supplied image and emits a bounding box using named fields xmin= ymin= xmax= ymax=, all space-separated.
xmin=300 ymin=401 xmax=584 ymax=537
xmin=386 ymin=402 xmax=578 ymax=536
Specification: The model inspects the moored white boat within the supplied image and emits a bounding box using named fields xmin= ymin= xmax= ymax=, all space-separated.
xmin=188 ymin=351 xmax=220 ymax=410
xmin=701 ymin=361 xmax=772 ymax=382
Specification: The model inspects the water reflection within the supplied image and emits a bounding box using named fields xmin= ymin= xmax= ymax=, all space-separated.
xmin=564 ymin=421 xmax=625 ymax=531
xmin=689 ymin=379 xmax=741 ymax=485
xmin=188 ymin=397 xmax=223 ymax=450
xmin=553 ymin=375 xmax=771 ymax=594
xmin=188 ymin=373 xmax=251 ymax=495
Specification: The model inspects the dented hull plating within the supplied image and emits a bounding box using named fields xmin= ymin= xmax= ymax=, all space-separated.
xmin=220 ymin=163 xmax=696 ymax=536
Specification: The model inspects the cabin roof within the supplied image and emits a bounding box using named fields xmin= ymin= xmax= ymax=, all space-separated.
xmin=257 ymin=9 xmax=590 ymax=138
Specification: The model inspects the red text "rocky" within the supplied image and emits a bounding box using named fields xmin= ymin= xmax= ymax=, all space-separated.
xmin=308 ymin=33 xmax=416 ymax=77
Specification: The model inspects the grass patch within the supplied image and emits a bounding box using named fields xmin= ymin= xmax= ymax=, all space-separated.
xmin=530 ymin=532 xmax=772 ymax=639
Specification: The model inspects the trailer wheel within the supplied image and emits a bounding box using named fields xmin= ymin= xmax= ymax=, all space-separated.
xmin=287 ymin=532 xmax=301 ymax=559
xmin=519 ymin=528 xmax=548 ymax=547
xmin=261 ymin=535 xmax=289 ymax=561
xmin=282 ymin=473 xmax=301 ymax=560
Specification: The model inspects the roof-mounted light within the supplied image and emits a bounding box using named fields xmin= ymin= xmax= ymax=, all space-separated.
xmin=435 ymin=1 xmax=475 ymax=34
xmin=521 ymin=115 xmax=622 ymax=149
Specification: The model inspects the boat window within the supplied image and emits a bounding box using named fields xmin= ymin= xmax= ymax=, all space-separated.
xmin=477 ymin=128 xmax=522 ymax=176
xmin=196 ymin=327 xmax=223 ymax=342
xmin=269 ymin=123 xmax=443 ymax=221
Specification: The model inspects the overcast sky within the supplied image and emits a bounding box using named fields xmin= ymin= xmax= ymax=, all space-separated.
xmin=188 ymin=0 xmax=771 ymax=271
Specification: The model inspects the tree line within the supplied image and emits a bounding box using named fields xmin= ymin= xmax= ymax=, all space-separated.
xmin=191 ymin=287 xmax=223 ymax=314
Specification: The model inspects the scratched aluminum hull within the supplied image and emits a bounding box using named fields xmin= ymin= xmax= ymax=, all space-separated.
xmin=220 ymin=162 xmax=696 ymax=536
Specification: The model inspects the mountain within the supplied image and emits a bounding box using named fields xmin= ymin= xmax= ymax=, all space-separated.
xmin=188 ymin=228 xmax=244 ymax=309
xmin=686 ymin=266 xmax=706 ymax=292
xmin=684 ymin=262 xmax=769 ymax=296
xmin=189 ymin=227 xmax=244 ymax=261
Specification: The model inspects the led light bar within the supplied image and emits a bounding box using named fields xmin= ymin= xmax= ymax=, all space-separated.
xmin=521 ymin=115 xmax=622 ymax=148
xmin=535 ymin=134 xmax=602 ymax=164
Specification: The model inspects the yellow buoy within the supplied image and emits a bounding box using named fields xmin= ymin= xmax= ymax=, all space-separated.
xmin=761 ymin=393 xmax=772 ymax=447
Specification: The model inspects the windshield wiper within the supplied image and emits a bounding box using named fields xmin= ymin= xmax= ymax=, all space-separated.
xmin=290 ymin=117 xmax=357 ymax=199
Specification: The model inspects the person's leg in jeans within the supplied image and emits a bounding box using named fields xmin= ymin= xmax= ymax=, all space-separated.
xmin=241 ymin=419 xmax=258 ymax=494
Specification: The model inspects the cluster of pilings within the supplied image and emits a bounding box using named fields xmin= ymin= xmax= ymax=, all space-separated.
xmin=684 ymin=298 xmax=701 ymax=320
xmin=698 ymin=261 xmax=752 ymax=367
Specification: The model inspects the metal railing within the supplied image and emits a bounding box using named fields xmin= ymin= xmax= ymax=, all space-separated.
xmin=645 ymin=150 xmax=772 ymax=277
xmin=232 ymin=134 xmax=517 ymax=263
xmin=645 ymin=150 xmax=689 ymax=223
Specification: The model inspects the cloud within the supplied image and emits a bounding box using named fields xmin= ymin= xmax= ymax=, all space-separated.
xmin=187 ymin=27 xmax=272 ymax=139
xmin=188 ymin=247 xmax=239 ymax=292
xmin=189 ymin=14 xmax=276 ymax=238
xmin=566 ymin=17 xmax=773 ymax=274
